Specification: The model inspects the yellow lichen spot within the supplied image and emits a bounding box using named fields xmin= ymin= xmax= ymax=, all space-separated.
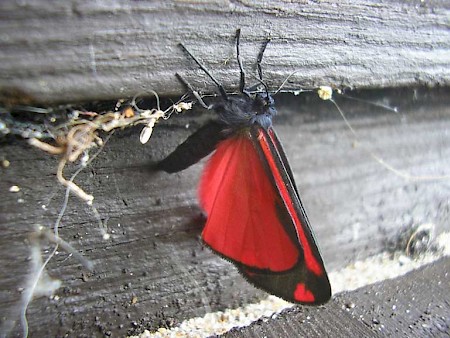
xmin=317 ymin=86 xmax=333 ymax=101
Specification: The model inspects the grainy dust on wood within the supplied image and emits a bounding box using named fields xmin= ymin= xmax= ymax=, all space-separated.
xmin=132 ymin=232 xmax=450 ymax=338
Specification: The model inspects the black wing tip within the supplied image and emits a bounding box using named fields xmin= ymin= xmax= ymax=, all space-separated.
xmin=154 ymin=159 xmax=174 ymax=173
xmin=237 ymin=263 xmax=332 ymax=306
xmin=305 ymin=287 xmax=332 ymax=306
xmin=146 ymin=159 xmax=168 ymax=173
xmin=202 ymin=239 xmax=332 ymax=306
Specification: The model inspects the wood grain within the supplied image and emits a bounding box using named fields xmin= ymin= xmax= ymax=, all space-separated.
xmin=0 ymin=0 xmax=449 ymax=103
xmin=0 ymin=87 xmax=449 ymax=336
xmin=226 ymin=257 xmax=450 ymax=337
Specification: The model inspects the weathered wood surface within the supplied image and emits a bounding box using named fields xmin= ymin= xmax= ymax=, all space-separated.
xmin=226 ymin=257 xmax=450 ymax=337
xmin=0 ymin=0 xmax=449 ymax=103
xmin=0 ymin=87 xmax=449 ymax=336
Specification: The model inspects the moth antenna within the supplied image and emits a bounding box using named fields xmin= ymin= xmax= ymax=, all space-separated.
xmin=274 ymin=70 xmax=304 ymax=94
xmin=178 ymin=43 xmax=228 ymax=100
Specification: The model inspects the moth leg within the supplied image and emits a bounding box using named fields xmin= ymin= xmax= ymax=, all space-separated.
xmin=178 ymin=43 xmax=228 ymax=100
xmin=175 ymin=73 xmax=210 ymax=109
xmin=256 ymin=38 xmax=270 ymax=81
xmin=240 ymin=34 xmax=271 ymax=94
xmin=235 ymin=28 xmax=247 ymax=94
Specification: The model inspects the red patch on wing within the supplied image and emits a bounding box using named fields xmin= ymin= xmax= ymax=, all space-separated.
xmin=262 ymin=129 xmax=324 ymax=276
xmin=200 ymin=134 xmax=298 ymax=271
xmin=294 ymin=283 xmax=315 ymax=303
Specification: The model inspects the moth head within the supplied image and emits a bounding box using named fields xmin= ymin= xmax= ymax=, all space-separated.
xmin=253 ymin=92 xmax=276 ymax=117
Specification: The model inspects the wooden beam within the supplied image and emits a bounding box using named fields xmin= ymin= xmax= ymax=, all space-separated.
xmin=1 ymin=87 xmax=449 ymax=336
xmin=226 ymin=258 xmax=450 ymax=337
xmin=0 ymin=1 xmax=449 ymax=103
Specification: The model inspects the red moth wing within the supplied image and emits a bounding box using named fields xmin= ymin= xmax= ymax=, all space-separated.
xmin=199 ymin=132 xmax=299 ymax=272
xmin=240 ymin=126 xmax=331 ymax=304
xmin=200 ymin=125 xmax=331 ymax=304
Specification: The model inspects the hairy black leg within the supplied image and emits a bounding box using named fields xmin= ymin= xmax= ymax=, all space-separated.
xmin=175 ymin=73 xmax=210 ymax=109
xmin=256 ymin=38 xmax=270 ymax=82
xmin=238 ymin=34 xmax=271 ymax=94
xmin=235 ymin=28 xmax=247 ymax=94
xmin=178 ymin=43 xmax=228 ymax=100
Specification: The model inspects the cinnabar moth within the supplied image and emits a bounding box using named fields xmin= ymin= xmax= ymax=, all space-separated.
xmin=157 ymin=29 xmax=331 ymax=304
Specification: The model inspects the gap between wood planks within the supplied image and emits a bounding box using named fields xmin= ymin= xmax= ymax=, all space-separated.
xmin=131 ymin=232 xmax=450 ymax=338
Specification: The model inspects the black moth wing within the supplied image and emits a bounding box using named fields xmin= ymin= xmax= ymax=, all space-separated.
xmin=157 ymin=120 xmax=228 ymax=173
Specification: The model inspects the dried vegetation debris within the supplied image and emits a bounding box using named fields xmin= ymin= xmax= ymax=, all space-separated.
xmin=0 ymin=92 xmax=192 ymax=202
xmin=0 ymin=91 xmax=193 ymax=337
